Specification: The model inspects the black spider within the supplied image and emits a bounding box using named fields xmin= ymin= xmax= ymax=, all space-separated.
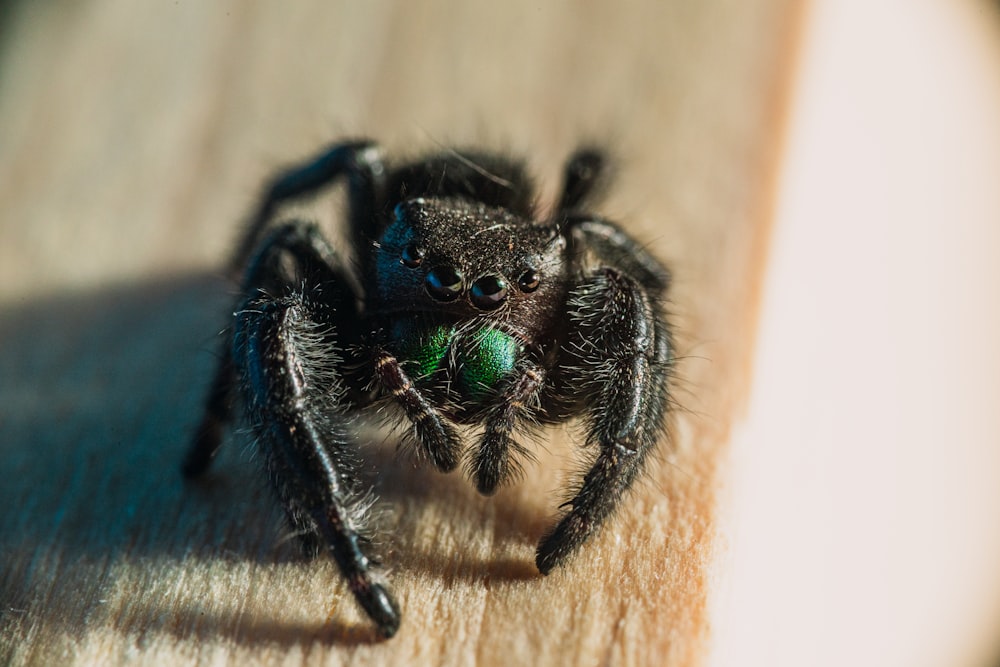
xmin=182 ymin=140 xmax=674 ymax=639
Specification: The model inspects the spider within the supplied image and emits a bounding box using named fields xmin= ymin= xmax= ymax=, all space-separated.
xmin=182 ymin=140 xmax=673 ymax=639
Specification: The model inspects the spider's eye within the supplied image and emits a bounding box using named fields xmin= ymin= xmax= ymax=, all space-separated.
xmin=425 ymin=266 xmax=464 ymax=302
xmin=517 ymin=269 xmax=540 ymax=293
xmin=401 ymin=243 xmax=425 ymax=268
xmin=470 ymin=275 xmax=508 ymax=311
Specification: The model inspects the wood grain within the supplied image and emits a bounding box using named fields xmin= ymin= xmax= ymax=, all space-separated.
xmin=0 ymin=2 xmax=801 ymax=665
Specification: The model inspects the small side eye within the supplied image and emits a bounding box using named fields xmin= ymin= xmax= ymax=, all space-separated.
xmin=517 ymin=269 xmax=540 ymax=293
xmin=401 ymin=243 xmax=425 ymax=268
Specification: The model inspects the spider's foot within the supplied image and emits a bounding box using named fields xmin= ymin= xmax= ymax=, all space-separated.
xmin=352 ymin=579 xmax=401 ymax=639
xmin=534 ymin=512 xmax=591 ymax=575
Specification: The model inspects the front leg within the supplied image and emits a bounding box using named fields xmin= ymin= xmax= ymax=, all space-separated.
xmin=230 ymin=140 xmax=387 ymax=276
xmin=536 ymin=268 xmax=672 ymax=574
xmin=183 ymin=220 xmax=360 ymax=478
xmin=236 ymin=293 xmax=400 ymax=638
xmin=186 ymin=221 xmax=399 ymax=636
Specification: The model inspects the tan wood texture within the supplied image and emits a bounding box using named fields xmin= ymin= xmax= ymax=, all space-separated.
xmin=0 ymin=2 xmax=800 ymax=665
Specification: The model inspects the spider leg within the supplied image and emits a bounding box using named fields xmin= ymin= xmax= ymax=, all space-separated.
xmin=469 ymin=360 xmax=546 ymax=495
xmin=182 ymin=349 xmax=236 ymax=477
xmin=183 ymin=221 xmax=359 ymax=477
xmin=566 ymin=215 xmax=671 ymax=292
xmin=230 ymin=140 xmax=387 ymax=276
xmin=235 ymin=292 xmax=398 ymax=638
xmin=190 ymin=141 xmax=383 ymax=476
xmin=558 ymin=148 xmax=610 ymax=212
xmin=536 ymin=268 xmax=672 ymax=574
xmin=186 ymin=221 xmax=400 ymax=637
xmin=371 ymin=348 xmax=463 ymax=473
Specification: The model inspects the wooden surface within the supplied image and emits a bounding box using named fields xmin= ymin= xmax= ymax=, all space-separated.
xmin=0 ymin=2 xmax=800 ymax=665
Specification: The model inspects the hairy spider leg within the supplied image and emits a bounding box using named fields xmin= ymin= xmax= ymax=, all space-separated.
xmin=236 ymin=297 xmax=399 ymax=638
xmin=186 ymin=138 xmax=389 ymax=476
xmin=558 ymin=147 xmax=611 ymax=212
xmin=566 ymin=215 xmax=671 ymax=293
xmin=233 ymin=220 xmax=401 ymax=637
xmin=230 ymin=141 xmax=388 ymax=277
xmin=184 ymin=221 xmax=358 ymax=477
xmin=535 ymin=268 xmax=672 ymax=574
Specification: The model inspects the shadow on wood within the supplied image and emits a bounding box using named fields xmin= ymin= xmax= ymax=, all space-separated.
xmin=0 ymin=273 xmax=568 ymax=659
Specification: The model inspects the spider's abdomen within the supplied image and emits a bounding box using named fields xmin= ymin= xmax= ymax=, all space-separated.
xmin=391 ymin=320 xmax=521 ymax=403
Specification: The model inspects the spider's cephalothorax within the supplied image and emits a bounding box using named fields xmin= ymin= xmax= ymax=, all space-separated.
xmin=183 ymin=140 xmax=673 ymax=639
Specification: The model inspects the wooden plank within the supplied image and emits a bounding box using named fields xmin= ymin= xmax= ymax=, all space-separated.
xmin=0 ymin=2 xmax=801 ymax=664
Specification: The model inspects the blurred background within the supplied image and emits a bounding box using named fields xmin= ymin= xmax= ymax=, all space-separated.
xmin=717 ymin=2 xmax=1000 ymax=666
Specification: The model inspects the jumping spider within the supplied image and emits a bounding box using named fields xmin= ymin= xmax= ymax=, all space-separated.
xmin=183 ymin=140 xmax=673 ymax=638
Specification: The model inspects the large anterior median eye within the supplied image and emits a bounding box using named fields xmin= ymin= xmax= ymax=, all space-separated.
xmin=425 ymin=266 xmax=464 ymax=301
xmin=470 ymin=275 xmax=508 ymax=310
